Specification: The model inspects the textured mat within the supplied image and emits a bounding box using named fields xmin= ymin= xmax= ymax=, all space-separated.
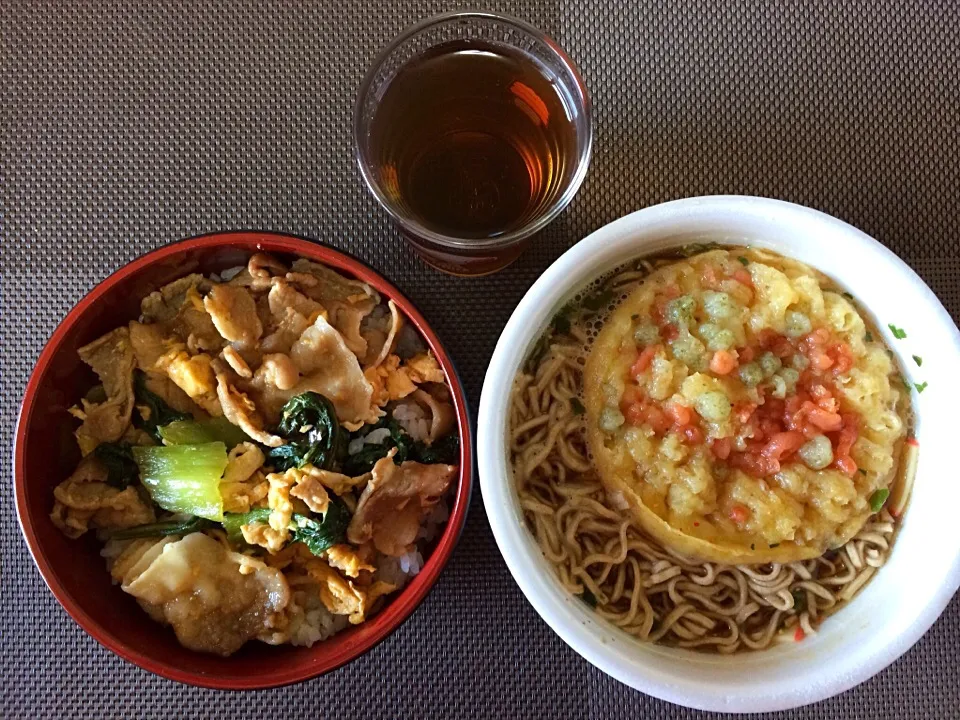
xmin=2 ymin=1 xmax=959 ymax=718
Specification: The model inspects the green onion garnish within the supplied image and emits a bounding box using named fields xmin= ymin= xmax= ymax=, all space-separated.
xmin=570 ymin=398 xmax=586 ymax=415
xmin=912 ymin=355 xmax=923 ymax=367
xmin=888 ymin=323 xmax=907 ymax=339
xmin=914 ymin=381 xmax=928 ymax=393
xmin=869 ymin=488 xmax=890 ymax=513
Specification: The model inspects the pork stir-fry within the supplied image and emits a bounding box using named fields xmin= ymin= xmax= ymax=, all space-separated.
xmin=51 ymin=253 xmax=459 ymax=656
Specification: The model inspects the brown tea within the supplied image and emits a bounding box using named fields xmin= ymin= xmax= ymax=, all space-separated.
xmin=368 ymin=39 xmax=579 ymax=240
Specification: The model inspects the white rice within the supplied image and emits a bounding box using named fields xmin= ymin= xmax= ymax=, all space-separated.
xmin=376 ymin=550 xmax=424 ymax=588
xmin=100 ymin=537 xmax=131 ymax=561
xmin=392 ymin=401 xmax=429 ymax=442
xmin=285 ymin=589 xmax=350 ymax=647
xmin=417 ymin=498 xmax=450 ymax=542
xmin=347 ymin=426 xmax=393 ymax=455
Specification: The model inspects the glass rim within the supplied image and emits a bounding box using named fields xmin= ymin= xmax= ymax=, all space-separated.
xmin=352 ymin=10 xmax=594 ymax=251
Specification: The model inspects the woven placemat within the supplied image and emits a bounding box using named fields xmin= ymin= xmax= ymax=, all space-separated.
xmin=2 ymin=1 xmax=958 ymax=718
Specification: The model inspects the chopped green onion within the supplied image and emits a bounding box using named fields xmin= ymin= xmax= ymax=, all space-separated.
xmin=842 ymin=292 xmax=854 ymax=300
xmin=869 ymin=488 xmax=890 ymax=513
xmin=912 ymin=355 xmax=923 ymax=367
xmin=581 ymin=588 xmax=598 ymax=608
xmin=864 ymin=331 xmax=873 ymax=342
xmin=914 ymin=381 xmax=928 ymax=393
xmin=570 ymin=398 xmax=586 ymax=416
xmin=750 ymin=543 xmax=755 ymax=550
xmin=888 ymin=323 xmax=907 ymax=339
xmin=769 ymin=543 xmax=780 ymax=548
xmin=737 ymin=256 xmax=749 ymax=266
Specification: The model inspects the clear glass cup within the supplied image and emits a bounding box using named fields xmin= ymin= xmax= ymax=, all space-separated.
xmin=354 ymin=11 xmax=593 ymax=276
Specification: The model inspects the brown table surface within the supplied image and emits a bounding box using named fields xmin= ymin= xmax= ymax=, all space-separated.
xmin=3 ymin=1 xmax=959 ymax=718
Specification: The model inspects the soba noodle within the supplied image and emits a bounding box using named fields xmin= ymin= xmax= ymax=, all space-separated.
xmin=509 ymin=259 xmax=903 ymax=653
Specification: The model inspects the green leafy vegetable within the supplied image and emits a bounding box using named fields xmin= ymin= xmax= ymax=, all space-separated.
xmin=914 ymin=381 xmax=928 ymax=393
xmin=159 ymin=417 xmax=249 ymax=448
xmin=342 ymin=443 xmax=394 ymax=477
xmin=737 ymin=256 xmax=749 ymax=266
xmin=291 ymin=496 xmax=351 ymax=556
xmin=342 ymin=418 xmax=457 ymax=476
xmin=414 ymin=434 xmax=459 ymax=465
xmin=132 ymin=442 xmax=228 ymax=521
xmin=581 ymin=588 xmax=598 ymax=608
xmin=570 ymin=397 xmax=586 ymax=415
xmin=133 ymin=370 xmax=191 ymax=441
xmin=108 ymin=516 xmax=215 ymax=540
xmin=888 ymin=323 xmax=907 ymax=339
xmin=912 ymin=355 xmax=923 ymax=367
xmin=221 ymin=507 xmax=272 ymax=544
xmin=267 ymin=392 xmax=346 ymax=471
xmin=221 ymin=498 xmax=351 ymax=556
xmin=869 ymin=488 xmax=890 ymax=513
xmin=93 ymin=442 xmax=139 ymax=489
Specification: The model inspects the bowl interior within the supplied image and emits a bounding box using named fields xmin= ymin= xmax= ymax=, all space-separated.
xmin=478 ymin=197 xmax=960 ymax=712
xmin=16 ymin=233 xmax=472 ymax=688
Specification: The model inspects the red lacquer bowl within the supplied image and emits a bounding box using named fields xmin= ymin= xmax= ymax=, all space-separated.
xmin=14 ymin=232 xmax=473 ymax=689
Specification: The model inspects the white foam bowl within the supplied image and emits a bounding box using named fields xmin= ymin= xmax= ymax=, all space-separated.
xmin=478 ymin=196 xmax=960 ymax=713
